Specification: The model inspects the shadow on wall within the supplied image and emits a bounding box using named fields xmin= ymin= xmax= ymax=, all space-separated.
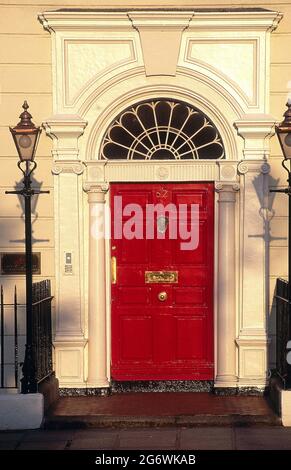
xmin=248 ymin=172 xmax=285 ymax=375
xmin=8 ymin=173 xmax=50 ymax=244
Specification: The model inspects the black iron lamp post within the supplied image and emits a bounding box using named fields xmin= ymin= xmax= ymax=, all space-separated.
xmin=271 ymin=103 xmax=291 ymax=298
xmin=6 ymin=101 xmax=49 ymax=393
xmin=271 ymin=101 xmax=291 ymax=386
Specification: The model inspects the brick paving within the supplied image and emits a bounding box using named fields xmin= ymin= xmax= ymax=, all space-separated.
xmin=1 ymin=427 xmax=291 ymax=450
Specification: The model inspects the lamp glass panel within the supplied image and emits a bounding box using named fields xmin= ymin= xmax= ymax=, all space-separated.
xmin=14 ymin=132 xmax=37 ymax=161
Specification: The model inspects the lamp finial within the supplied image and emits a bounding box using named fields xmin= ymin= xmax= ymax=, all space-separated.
xmin=16 ymin=101 xmax=36 ymax=129
xmin=282 ymin=101 xmax=291 ymax=126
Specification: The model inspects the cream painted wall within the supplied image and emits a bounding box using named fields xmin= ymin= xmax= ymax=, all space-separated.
xmin=269 ymin=5 xmax=291 ymax=366
xmin=0 ymin=4 xmax=54 ymax=383
xmin=0 ymin=1 xmax=290 ymax=376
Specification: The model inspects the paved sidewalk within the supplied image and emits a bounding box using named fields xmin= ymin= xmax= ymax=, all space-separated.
xmin=0 ymin=426 xmax=291 ymax=450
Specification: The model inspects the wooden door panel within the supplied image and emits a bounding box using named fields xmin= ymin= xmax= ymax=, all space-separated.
xmin=120 ymin=317 xmax=153 ymax=360
xmin=150 ymin=240 xmax=172 ymax=266
xmin=117 ymin=267 xmax=145 ymax=286
xmin=119 ymin=238 xmax=149 ymax=264
xmin=115 ymin=190 xmax=153 ymax=208
xmin=177 ymin=268 xmax=207 ymax=287
xmin=117 ymin=287 xmax=150 ymax=305
xmin=172 ymin=190 xmax=208 ymax=210
xmin=173 ymin=287 xmax=206 ymax=305
xmin=176 ymin=317 xmax=206 ymax=360
xmin=172 ymin=221 xmax=207 ymax=264
xmin=154 ymin=314 xmax=176 ymax=362
xmin=111 ymin=183 xmax=214 ymax=381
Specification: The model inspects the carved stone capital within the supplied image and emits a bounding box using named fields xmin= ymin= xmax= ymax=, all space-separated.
xmin=237 ymin=160 xmax=271 ymax=176
xmin=83 ymin=182 xmax=109 ymax=193
xmin=83 ymin=183 xmax=109 ymax=203
xmin=215 ymin=182 xmax=240 ymax=202
xmin=52 ymin=161 xmax=85 ymax=175
xmin=237 ymin=161 xmax=249 ymax=175
xmin=215 ymin=182 xmax=240 ymax=193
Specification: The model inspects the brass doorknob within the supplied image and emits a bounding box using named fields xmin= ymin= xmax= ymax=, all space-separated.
xmin=158 ymin=291 xmax=167 ymax=302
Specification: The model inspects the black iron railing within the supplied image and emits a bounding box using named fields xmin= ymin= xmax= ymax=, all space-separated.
xmin=275 ymin=278 xmax=291 ymax=389
xmin=0 ymin=280 xmax=53 ymax=391
xmin=0 ymin=286 xmax=19 ymax=389
xmin=32 ymin=280 xmax=54 ymax=384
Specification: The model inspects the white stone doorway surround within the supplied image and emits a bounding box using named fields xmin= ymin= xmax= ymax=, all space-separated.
xmin=39 ymin=9 xmax=281 ymax=390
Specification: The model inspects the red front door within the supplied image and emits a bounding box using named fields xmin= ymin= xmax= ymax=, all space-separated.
xmin=111 ymin=183 xmax=214 ymax=380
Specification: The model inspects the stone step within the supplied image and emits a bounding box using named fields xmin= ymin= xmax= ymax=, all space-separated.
xmin=44 ymin=392 xmax=281 ymax=429
xmin=44 ymin=413 xmax=281 ymax=430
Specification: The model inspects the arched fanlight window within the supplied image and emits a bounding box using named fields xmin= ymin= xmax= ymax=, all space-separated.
xmin=101 ymin=99 xmax=225 ymax=160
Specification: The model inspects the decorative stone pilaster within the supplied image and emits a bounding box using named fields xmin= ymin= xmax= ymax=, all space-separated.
xmin=236 ymin=161 xmax=271 ymax=387
xmin=235 ymin=115 xmax=274 ymax=387
xmin=215 ymin=182 xmax=240 ymax=387
xmin=42 ymin=116 xmax=88 ymax=388
xmin=83 ymin=183 xmax=109 ymax=388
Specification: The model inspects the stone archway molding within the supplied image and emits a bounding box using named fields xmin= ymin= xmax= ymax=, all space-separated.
xmin=40 ymin=8 xmax=279 ymax=390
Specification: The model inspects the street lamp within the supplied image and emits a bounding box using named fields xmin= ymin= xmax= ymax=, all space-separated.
xmin=6 ymin=102 xmax=49 ymax=393
xmin=272 ymin=103 xmax=291 ymax=297
xmin=271 ymin=101 xmax=291 ymax=387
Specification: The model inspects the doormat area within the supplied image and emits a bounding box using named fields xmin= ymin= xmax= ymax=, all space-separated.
xmin=58 ymin=381 xmax=267 ymax=397
xmin=58 ymin=381 xmax=213 ymax=397
xmin=110 ymin=380 xmax=213 ymax=393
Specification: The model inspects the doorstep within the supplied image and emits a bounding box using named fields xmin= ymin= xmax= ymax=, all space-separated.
xmin=270 ymin=377 xmax=291 ymax=426
xmin=44 ymin=392 xmax=281 ymax=429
